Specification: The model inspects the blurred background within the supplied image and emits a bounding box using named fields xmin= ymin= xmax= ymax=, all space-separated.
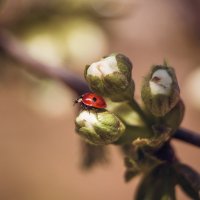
xmin=0 ymin=0 xmax=200 ymax=199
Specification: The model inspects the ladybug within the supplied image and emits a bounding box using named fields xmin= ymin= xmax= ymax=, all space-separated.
xmin=74 ymin=92 xmax=106 ymax=110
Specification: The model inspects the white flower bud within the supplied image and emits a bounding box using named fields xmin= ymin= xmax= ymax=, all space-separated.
xmin=84 ymin=53 xmax=135 ymax=102
xmin=141 ymin=64 xmax=180 ymax=117
xmin=75 ymin=110 xmax=125 ymax=145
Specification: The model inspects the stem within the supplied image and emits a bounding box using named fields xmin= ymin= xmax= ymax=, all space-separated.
xmin=129 ymin=99 xmax=149 ymax=125
xmin=128 ymin=98 xmax=153 ymax=134
xmin=128 ymin=99 xmax=200 ymax=148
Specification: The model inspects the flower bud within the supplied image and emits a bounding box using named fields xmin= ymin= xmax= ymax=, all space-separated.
xmin=141 ymin=64 xmax=180 ymax=117
xmin=163 ymin=100 xmax=185 ymax=133
xmin=75 ymin=110 xmax=125 ymax=145
xmin=84 ymin=53 xmax=135 ymax=102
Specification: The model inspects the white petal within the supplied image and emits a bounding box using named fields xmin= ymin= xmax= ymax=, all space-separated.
xmin=87 ymin=55 xmax=119 ymax=77
xmin=76 ymin=111 xmax=98 ymax=129
xmin=150 ymin=69 xmax=172 ymax=95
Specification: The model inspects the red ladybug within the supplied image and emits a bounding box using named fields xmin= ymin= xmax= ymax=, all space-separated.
xmin=74 ymin=92 xmax=106 ymax=109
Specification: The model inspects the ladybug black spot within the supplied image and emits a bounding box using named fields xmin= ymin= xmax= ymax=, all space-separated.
xmin=92 ymin=97 xmax=97 ymax=102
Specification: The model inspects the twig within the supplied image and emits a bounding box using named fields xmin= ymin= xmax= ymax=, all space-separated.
xmin=0 ymin=30 xmax=89 ymax=95
xmin=174 ymin=128 xmax=200 ymax=147
xmin=0 ymin=29 xmax=199 ymax=148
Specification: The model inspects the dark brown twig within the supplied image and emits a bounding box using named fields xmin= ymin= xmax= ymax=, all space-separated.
xmin=174 ymin=128 xmax=200 ymax=147
xmin=0 ymin=29 xmax=199 ymax=148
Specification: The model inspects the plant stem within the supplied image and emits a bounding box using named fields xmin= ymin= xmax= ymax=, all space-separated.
xmin=129 ymin=99 xmax=153 ymax=134
xmin=129 ymin=99 xmax=148 ymax=125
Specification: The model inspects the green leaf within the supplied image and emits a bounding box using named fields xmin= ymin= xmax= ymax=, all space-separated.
xmin=123 ymin=147 xmax=163 ymax=183
xmin=124 ymin=157 xmax=140 ymax=182
xmin=80 ymin=141 xmax=109 ymax=170
xmin=124 ymin=156 xmax=140 ymax=169
xmin=124 ymin=169 xmax=140 ymax=182
xmin=174 ymin=163 xmax=200 ymax=200
xmin=135 ymin=164 xmax=177 ymax=200
xmin=135 ymin=149 xmax=164 ymax=171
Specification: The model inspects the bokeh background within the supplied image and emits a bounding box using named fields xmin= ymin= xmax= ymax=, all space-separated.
xmin=0 ymin=0 xmax=200 ymax=199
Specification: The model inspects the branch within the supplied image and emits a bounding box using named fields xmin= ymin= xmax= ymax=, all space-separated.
xmin=174 ymin=128 xmax=200 ymax=147
xmin=0 ymin=30 xmax=89 ymax=95
xmin=0 ymin=29 xmax=199 ymax=148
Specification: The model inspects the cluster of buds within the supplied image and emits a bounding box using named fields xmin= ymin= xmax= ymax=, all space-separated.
xmin=75 ymin=54 xmax=184 ymax=146
xmin=73 ymin=54 xmax=198 ymax=200
xmin=75 ymin=53 xmax=135 ymax=145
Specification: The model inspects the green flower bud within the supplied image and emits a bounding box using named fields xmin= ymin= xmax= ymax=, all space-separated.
xmin=145 ymin=100 xmax=185 ymax=137
xmin=84 ymin=53 xmax=135 ymax=102
xmin=75 ymin=110 xmax=125 ymax=145
xmin=163 ymin=100 xmax=185 ymax=133
xmin=141 ymin=64 xmax=180 ymax=117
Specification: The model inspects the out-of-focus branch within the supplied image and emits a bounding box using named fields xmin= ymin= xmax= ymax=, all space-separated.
xmin=0 ymin=30 xmax=89 ymax=95
xmin=0 ymin=29 xmax=199 ymax=148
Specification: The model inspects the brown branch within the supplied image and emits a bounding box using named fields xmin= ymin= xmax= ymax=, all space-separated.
xmin=0 ymin=29 xmax=199 ymax=148
xmin=0 ymin=30 xmax=89 ymax=95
